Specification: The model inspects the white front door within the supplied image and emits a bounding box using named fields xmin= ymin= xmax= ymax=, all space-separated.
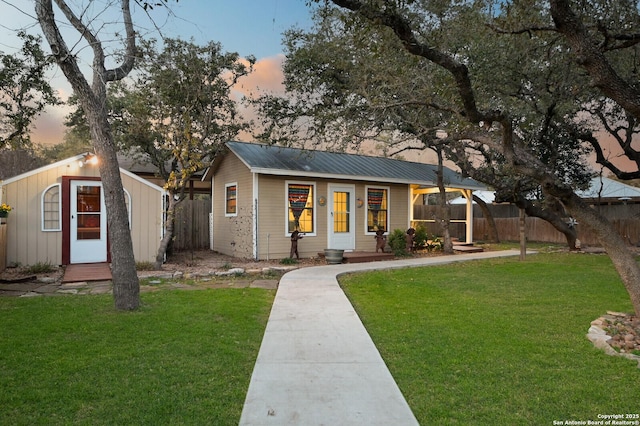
xmin=328 ymin=184 xmax=355 ymax=251
xmin=70 ymin=180 xmax=107 ymax=263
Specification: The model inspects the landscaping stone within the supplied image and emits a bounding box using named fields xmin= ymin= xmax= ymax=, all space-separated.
xmin=215 ymin=268 xmax=245 ymax=276
xmin=587 ymin=311 xmax=640 ymax=367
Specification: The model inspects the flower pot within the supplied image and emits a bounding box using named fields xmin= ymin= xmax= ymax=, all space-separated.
xmin=0 ymin=212 xmax=7 ymax=218
xmin=324 ymin=249 xmax=344 ymax=264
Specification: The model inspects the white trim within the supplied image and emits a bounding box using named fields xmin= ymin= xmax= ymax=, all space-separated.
xmin=123 ymin=188 xmax=132 ymax=229
xmin=2 ymin=154 xmax=165 ymax=195
xmin=364 ymin=185 xmax=390 ymax=236
xmin=285 ymin=180 xmax=317 ymax=237
xmin=41 ymin=183 xmax=62 ymax=232
xmin=225 ymin=182 xmax=238 ymax=217
xmin=2 ymin=153 xmax=89 ymax=186
xmin=408 ymin=185 xmax=413 ymax=229
xmin=119 ymin=167 xmax=165 ymax=193
xmin=247 ymin=167 xmax=484 ymax=191
xmin=327 ymin=183 xmax=356 ymax=251
xmin=253 ymin=173 xmax=259 ymax=260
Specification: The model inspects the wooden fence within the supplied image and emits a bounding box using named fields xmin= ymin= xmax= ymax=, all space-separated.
xmin=413 ymin=204 xmax=640 ymax=246
xmin=172 ymin=199 xmax=211 ymax=250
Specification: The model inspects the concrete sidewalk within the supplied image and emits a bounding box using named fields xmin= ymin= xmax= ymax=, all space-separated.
xmin=239 ymin=249 xmax=524 ymax=425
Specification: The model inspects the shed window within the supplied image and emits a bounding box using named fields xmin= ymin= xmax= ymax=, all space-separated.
xmin=225 ymin=183 xmax=237 ymax=216
xmin=366 ymin=187 xmax=388 ymax=233
xmin=287 ymin=182 xmax=314 ymax=234
xmin=42 ymin=184 xmax=62 ymax=231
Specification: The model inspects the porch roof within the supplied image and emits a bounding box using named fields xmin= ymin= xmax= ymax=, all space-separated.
xmin=221 ymin=141 xmax=486 ymax=190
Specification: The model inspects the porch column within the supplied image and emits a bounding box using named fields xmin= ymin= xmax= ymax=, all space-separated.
xmin=464 ymin=189 xmax=473 ymax=244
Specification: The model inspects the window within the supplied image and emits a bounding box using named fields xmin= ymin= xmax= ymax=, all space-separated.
xmin=42 ymin=184 xmax=61 ymax=231
xmin=287 ymin=182 xmax=314 ymax=234
xmin=225 ymin=183 xmax=237 ymax=216
xmin=333 ymin=191 xmax=350 ymax=233
xmin=366 ymin=186 xmax=388 ymax=233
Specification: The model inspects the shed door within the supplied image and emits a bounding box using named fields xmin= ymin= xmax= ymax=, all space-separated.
xmin=328 ymin=184 xmax=355 ymax=251
xmin=70 ymin=180 xmax=107 ymax=263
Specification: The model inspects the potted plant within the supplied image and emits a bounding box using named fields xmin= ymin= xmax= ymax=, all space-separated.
xmin=0 ymin=203 xmax=11 ymax=218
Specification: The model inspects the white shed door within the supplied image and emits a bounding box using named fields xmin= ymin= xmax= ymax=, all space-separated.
xmin=70 ymin=180 xmax=107 ymax=263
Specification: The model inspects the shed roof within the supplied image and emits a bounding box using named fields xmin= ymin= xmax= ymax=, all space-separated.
xmin=0 ymin=152 xmax=165 ymax=194
xmin=220 ymin=141 xmax=486 ymax=190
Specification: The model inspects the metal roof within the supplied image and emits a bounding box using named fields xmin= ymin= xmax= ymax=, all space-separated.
xmin=225 ymin=141 xmax=486 ymax=190
xmin=576 ymin=177 xmax=640 ymax=200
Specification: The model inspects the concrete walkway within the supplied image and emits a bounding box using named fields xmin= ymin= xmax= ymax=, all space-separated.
xmin=239 ymin=249 xmax=524 ymax=425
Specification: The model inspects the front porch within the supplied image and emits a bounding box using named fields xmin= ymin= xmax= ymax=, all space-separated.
xmin=317 ymin=251 xmax=395 ymax=264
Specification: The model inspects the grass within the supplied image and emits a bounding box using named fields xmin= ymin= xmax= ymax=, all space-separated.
xmin=340 ymin=252 xmax=640 ymax=425
xmin=0 ymin=289 xmax=274 ymax=425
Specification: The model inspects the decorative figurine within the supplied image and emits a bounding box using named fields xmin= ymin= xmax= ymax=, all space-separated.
xmin=405 ymin=227 xmax=416 ymax=253
xmin=290 ymin=230 xmax=304 ymax=259
xmin=374 ymin=228 xmax=386 ymax=253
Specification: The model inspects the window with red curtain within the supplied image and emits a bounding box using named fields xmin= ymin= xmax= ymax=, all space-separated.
xmin=367 ymin=187 xmax=388 ymax=232
xmin=288 ymin=183 xmax=314 ymax=233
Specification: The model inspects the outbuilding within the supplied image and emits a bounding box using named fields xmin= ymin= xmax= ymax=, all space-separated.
xmin=0 ymin=153 xmax=166 ymax=266
xmin=207 ymin=141 xmax=485 ymax=260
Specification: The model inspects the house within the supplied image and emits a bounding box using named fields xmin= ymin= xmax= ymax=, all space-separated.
xmin=575 ymin=176 xmax=640 ymax=205
xmin=450 ymin=190 xmax=496 ymax=205
xmin=0 ymin=153 xmax=166 ymax=266
xmin=449 ymin=177 xmax=640 ymax=207
xmin=206 ymin=141 xmax=486 ymax=260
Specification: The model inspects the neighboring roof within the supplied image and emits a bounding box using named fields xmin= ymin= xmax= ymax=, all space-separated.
xmin=117 ymin=153 xmax=208 ymax=179
xmin=449 ymin=177 xmax=640 ymax=205
xmin=450 ymin=190 xmax=496 ymax=204
xmin=218 ymin=141 xmax=486 ymax=190
xmin=575 ymin=177 xmax=640 ymax=201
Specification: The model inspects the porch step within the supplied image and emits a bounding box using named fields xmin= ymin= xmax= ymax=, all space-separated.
xmin=317 ymin=251 xmax=395 ymax=264
xmin=452 ymin=245 xmax=484 ymax=253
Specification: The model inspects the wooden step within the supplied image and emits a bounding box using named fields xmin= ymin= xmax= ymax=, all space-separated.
xmin=452 ymin=245 xmax=484 ymax=253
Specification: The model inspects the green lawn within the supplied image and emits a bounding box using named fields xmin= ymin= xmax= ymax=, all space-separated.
xmin=2 ymin=252 xmax=638 ymax=425
xmin=340 ymin=252 xmax=640 ymax=425
xmin=0 ymin=289 xmax=274 ymax=425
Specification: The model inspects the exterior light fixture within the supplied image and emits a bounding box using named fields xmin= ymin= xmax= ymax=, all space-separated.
xmin=79 ymin=153 xmax=99 ymax=167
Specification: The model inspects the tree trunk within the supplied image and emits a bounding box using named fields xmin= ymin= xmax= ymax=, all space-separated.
xmin=155 ymin=193 xmax=179 ymax=270
xmin=435 ymin=148 xmax=454 ymax=253
xmin=87 ymin=105 xmax=140 ymax=310
xmin=35 ymin=0 xmax=140 ymax=310
xmin=552 ymin=189 xmax=640 ymax=316
xmin=513 ymin=198 xmax=578 ymax=250
xmin=472 ymin=195 xmax=499 ymax=243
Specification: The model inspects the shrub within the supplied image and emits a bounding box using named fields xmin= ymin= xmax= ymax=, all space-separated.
xmin=25 ymin=261 xmax=56 ymax=274
xmin=280 ymin=257 xmax=298 ymax=265
xmin=413 ymin=225 xmax=428 ymax=250
xmin=136 ymin=261 xmax=155 ymax=271
xmin=387 ymin=228 xmax=410 ymax=256
xmin=426 ymin=236 xmax=443 ymax=252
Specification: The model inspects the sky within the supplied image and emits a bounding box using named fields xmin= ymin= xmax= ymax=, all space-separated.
xmin=0 ymin=0 xmax=316 ymax=146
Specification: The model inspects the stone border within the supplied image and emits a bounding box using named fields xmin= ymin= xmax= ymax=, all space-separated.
xmin=587 ymin=315 xmax=640 ymax=368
